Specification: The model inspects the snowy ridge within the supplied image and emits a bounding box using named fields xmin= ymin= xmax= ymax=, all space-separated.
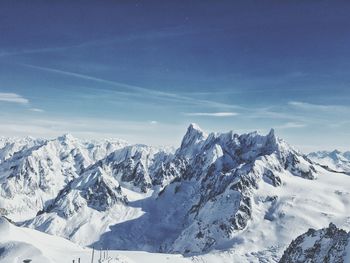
xmin=280 ymin=223 xmax=350 ymax=263
xmin=308 ymin=150 xmax=350 ymax=174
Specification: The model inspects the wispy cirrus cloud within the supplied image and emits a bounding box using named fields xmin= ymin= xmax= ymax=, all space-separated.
xmin=20 ymin=63 xmax=240 ymax=110
xmin=288 ymin=101 xmax=350 ymax=112
xmin=184 ymin=112 xmax=238 ymax=117
xmin=0 ymin=92 xmax=29 ymax=104
xmin=0 ymin=26 xmax=226 ymax=59
xmin=29 ymin=108 xmax=44 ymax=112
xmin=276 ymin=122 xmax=306 ymax=129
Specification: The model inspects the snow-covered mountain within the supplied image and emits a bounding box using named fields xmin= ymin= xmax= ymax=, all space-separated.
xmin=280 ymin=223 xmax=350 ymax=263
xmin=0 ymin=135 xmax=127 ymax=221
xmin=308 ymin=150 xmax=350 ymax=174
xmin=1 ymin=124 xmax=350 ymax=262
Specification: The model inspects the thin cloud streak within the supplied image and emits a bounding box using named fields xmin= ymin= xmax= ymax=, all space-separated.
xmin=29 ymin=108 xmax=44 ymax=112
xmin=20 ymin=63 xmax=240 ymax=110
xmin=276 ymin=122 xmax=306 ymax=129
xmin=184 ymin=112 xmax=238 ymax=117
xmin=0 ymin=26 xmax=224 ymax=58
xmin=288 ymin=101 xmax=350 ymax=112
xmin=0 ymin=92 xmax=29 ymax=104
xmin=0 ymin=32 xmax=174 ymax=58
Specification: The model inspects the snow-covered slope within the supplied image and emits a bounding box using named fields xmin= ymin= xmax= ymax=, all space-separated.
xmin=308 ymin=150 xmax=350 ymax=174
xmin=0 ymin=216 xmax=89 ymax=263
xmin=0 ymin=216 xmax=190 ymax=263
xmin=1 ymin=125 xmax=350 ymax=262
xmin=279 ymin=223 xmax=350 ymax=263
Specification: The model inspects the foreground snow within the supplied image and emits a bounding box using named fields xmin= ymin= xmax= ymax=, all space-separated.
xmin=0 ymin=217 xmax=191 ymax=263
xmin=0 ymin=216 xmax=258 ymax=263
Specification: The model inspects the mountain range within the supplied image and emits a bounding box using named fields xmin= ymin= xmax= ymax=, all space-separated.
xmin=0 ymin=124 xmax=349 ymax=262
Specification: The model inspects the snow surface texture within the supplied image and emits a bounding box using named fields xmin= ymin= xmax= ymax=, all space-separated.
xmin=0 ymin=124 xmax=350 ymax=262
xmin=280 ymin=223 xmax=350 ymax=263
xmin=0 ymin=216 xmax=191 ymax=263
xmin=308 ymin=150 xmax=350 ymax=174
xmin=2 ymin=215 xmax=350 ymax=263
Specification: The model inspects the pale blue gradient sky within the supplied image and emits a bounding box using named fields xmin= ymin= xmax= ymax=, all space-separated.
xmin=0 ymin=0 xmax=349 ymax=152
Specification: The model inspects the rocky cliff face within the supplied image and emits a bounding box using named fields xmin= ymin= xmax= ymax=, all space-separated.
xmin=280 ymin=223 xmax=350 ymax=263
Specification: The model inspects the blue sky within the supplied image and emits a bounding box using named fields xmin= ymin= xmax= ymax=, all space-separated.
xmin=0 ymin=0 xmax=349 ymax=151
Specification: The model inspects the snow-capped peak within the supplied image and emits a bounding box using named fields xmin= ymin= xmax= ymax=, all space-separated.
xmin=182 ymin=123 xmax=207 ymax=144
xmin=178 ymin=123 xmax=207 ymax=157
xmin=57 ymin=133 xmax=76 ymax=143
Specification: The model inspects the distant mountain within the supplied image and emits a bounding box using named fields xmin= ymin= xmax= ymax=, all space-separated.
xmin=0 ymin=124 xmax=350 ymax=261
xmin=308 ymin=150 xmax=350 ymax=174
xmin=280 ymin=223 xmax=350 ymax=263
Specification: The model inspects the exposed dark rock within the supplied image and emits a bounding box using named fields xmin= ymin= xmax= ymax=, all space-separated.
xmin=280 ymin=223 xmax=350 ymax=263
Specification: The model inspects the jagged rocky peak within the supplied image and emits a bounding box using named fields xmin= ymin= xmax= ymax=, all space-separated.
xmin=178 ymin=123 xmax=208 ymax=156
xmin=84 ymin=144 xmax=173 ymax=193
xmin=57 ymin=133 xmax=76 ymax=142
xmin=155 ymin=127 xmax=318 ymax=254
xmin=73 ymin=167 xmax=128 ymax=209
xmin=186 ymin=123 xmax=207 ymax=138
xmin=266 ymin=128 xmax=277 ymax=144
xmin=331 ymin=149 xmax=342 ymax=155
xmin=0 ymin=137 xmax=46 ymax=164
xmin=280 ymin=223 xmax=350 ymax=263
xmin=40 ymin=167 xmax=127 ymax=218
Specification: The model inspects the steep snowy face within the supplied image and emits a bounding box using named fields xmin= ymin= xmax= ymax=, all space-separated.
xmin=0 ymin=135 xmax=127 ymax=221
xmin=308 ymin=150 xmax=350 ymax=174
xmin=24 ymin=165 xmax=139 ymax=247
xmin=177 ymin=123 xmax=208 ymax=158
xmin=0 ymin=137 xmax=45 ymax=164
xmin=38 ymin=167 xmax=128 ymax=218
xmin=85 ymin=145 xmax=172 ymax=193
xmin=280 ymin=223 xmax=350 ymax=263
xmin=157 ymin=126 xmax=317 ymax=253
